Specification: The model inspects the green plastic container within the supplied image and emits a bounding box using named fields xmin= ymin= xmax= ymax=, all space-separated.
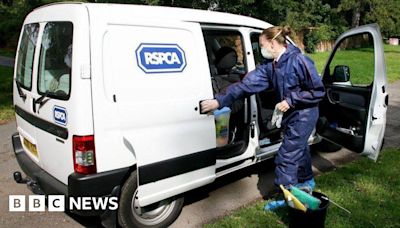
xmin=214 ymin=107 xmax=231 ymax=147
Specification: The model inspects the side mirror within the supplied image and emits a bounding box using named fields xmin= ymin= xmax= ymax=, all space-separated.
xmin=333 ymin=65 xmax=350 ymax=82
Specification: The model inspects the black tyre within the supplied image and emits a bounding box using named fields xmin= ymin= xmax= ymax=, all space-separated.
xmin=118 ymin=171 xmax=184 ymax=228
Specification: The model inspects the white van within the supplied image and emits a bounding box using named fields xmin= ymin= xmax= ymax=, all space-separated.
xmin=12 ymin=2 xmax=387 ymax=227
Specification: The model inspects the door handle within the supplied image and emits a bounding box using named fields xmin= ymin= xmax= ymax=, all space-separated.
xmin=32 ymin=98 xmax=37 ymax=113
xmin=198 ymin=100 xmax=214 ymax=115
xmin=250 ymin=121 xmax=255 ymax=139
xmin=331 ymin=92 xmax=340 ymax=102
xmin=385 ymin=95 xmax=389 ymax=106
xmin=327 ymin=89 xmax=340 ymax=104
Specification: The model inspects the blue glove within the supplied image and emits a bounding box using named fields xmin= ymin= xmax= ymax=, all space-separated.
xmin=295 ymin=178 xmax=316 ymax=193
xmin=264 ymin=200 xmax=287 ymax=211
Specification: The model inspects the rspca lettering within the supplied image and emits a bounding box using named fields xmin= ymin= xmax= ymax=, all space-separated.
xmin=136 ymin=43 xmax=186 ymax=73
xmin=144 ymin=52 xmax=181 ymax=65
xmin=53 ymin=106 xmax=67 ymax=126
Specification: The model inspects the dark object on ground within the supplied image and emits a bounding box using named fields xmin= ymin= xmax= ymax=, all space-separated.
xmin=288 ymin=191 xmax=330 ymax=228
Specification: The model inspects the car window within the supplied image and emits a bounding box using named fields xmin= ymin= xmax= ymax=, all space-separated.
xmin=250 ymin=32 xmax=263 ymax=65
xmin=37 ymin=22 xmax=73 ymax=100
xmin=203 ymin=29 xmax=247 ymax=76
xmin=328 ymin=33 xmax=374 ymax=87
xmin=16 ymin=23 xmax=39 ymax=90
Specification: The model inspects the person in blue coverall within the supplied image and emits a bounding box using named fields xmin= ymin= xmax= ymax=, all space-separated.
xmin=201 ymin=26 xmax=325 ymax=210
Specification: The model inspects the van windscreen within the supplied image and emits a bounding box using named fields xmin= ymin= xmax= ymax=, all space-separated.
xmin=37 ymin=22 xmax=73 ymax=100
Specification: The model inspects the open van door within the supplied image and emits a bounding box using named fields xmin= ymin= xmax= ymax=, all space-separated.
xmin=99 ymin=19 xmax=217 ymax=207
xmin=317 ymin=24 xmax=387 ymax=161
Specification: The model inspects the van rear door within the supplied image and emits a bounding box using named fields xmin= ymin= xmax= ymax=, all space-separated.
xmin=32 ymin=21 xmax=75 ymax=185
xmin=14 ymin=23 xmax=40 ymax=165
xmin=101 ymin=20 xmax=216 ymax=206
xmin=14 ymin=4 xmax=93 ymax=185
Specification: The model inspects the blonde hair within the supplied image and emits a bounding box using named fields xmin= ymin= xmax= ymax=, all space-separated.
xmin=261 ymin=26 xmax=292 ymax=45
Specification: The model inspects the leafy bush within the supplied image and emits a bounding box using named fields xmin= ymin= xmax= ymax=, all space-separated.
xmin=304 ymin=31 xmax=319 ymax=53
xmin=304 ymin=24 xmax=340 ymax=53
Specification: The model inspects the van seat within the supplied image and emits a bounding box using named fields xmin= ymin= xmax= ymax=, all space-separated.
xmin=57 ymin=74 xmax=70 ymax=94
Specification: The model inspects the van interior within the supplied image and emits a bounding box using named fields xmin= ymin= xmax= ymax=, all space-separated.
xmin=203 ymin=29 xmax=284 ymax=159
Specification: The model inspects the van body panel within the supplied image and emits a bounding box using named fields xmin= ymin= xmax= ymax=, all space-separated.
xmin=138 ymin=167 xmax=215 ymax=206
xmin=85 ymin=3 xmax=270 ymax=29
xmin=88 ymin=7 xmax=138 ymax=173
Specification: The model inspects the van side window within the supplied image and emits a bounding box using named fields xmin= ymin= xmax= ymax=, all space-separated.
xmin=16 ymin=23 xmax=39 ymax=90
xmin=328 ymin=33 xmax=374 ymax=87
xmin=203 ymin=30 xmax=247 ymax=75
xmin=38 ymin=22 xmax=73 ymax=100
xmin=202 ymin=29 xmax=246 ymax=95
xmin=202 ymin=29 xmax=248 ymax=144
xmin=250 ymin=32 xmax=263 ymax=65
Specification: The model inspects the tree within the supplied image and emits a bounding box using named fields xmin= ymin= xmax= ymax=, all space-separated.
xmin=1 ymin=0 xmax=399 ymax=49
xmin=338 ymin=0 xmax=400 ymax=37
xmin=96 ymin=0 xmax=209 ymax=9
xmin=365 ymin=0 xmax=400 ymax=37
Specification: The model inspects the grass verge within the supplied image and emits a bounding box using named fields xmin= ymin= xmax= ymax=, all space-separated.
xmin=307 ymin=44 xmax=400 ymax=83
xmin=0 ymin=48 xmax=16 ymax=58
xmin=0 ymin=66 xmax=14 ymax=124
xmin=205 ymin=148 xmax=400 ymax=228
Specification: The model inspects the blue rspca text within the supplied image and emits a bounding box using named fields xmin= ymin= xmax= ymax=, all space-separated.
xmin=136 ymin=43 xmax=186 ymax=73
xmin=53 ymin=106 xmax=67 ymax=126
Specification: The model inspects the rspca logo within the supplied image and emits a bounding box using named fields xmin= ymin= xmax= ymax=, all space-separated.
xmin=136 ymin=43 xmax=186 ymax=73
xmin=53 ymin=106 xmax=67 ymax=126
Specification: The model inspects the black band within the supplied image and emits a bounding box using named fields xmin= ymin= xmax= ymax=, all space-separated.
xmin=15 ymin=105 xmax=69 ymax=139
xmin=138 ymin=148 xmax=216 ymax=185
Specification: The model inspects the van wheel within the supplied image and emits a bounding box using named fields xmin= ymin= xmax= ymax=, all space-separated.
xmin=118 ymin=171 xmax=184 ymax=228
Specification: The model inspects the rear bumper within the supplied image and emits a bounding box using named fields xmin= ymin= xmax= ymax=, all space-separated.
xmin=12 ymin=133 xmax=68 ymax=195
xmin=11 ymin=132 xmax=131 ymax=215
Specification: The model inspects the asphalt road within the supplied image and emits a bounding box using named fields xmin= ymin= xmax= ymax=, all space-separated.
xmin=0 ymin=80 xmax=399 ymax=228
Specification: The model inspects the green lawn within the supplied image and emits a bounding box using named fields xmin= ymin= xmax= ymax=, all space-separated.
xmin=205 ymin=148 xmax=400 ymax=228
xmin=0 ymin=66 xmax=14 ymax=123
xmin=0 ymin=48 xmax=16 ymax=58
xmin=307 ymin=44 xmax=400 ymax=84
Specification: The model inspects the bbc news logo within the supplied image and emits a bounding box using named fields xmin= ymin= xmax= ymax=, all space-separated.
xmin=9 ymin=195 xmax=118 ymax=212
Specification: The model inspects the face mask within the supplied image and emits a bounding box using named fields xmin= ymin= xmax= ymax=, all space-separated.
xmin=261 ymin=47 xmax=274 ymax=59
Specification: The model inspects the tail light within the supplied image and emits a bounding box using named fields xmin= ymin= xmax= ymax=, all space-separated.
xmin=73 ymin=135 xmax=96 ymax=174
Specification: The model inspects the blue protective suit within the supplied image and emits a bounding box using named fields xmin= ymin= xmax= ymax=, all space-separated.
xmin=215 ymin=44 xmax=325 ymax=187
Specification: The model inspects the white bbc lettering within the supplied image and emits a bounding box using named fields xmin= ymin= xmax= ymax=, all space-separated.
xmin=108 ymin=197 xmax=119 ymax=210
xmin=144 ymin=52 xmax=181 ymax=65
xmin=29 ymin=195 xmax=45 ymax=212
xmin=69 ymin=196 xmax=119 ymax=210
xmin=82 ymin=197 xmax=91 ymax=210
xmin=69 ymin=197 xmax=81 ymax=210
xmin=92 ymin=197 xmax=109 ymax=210
xmin=8 ymin=195 xmax=120 ymax=212
xmin=48 ymin=195 xmax=65 ymax=212
xmin=9 ymin=195 xmax=25 ymax=212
